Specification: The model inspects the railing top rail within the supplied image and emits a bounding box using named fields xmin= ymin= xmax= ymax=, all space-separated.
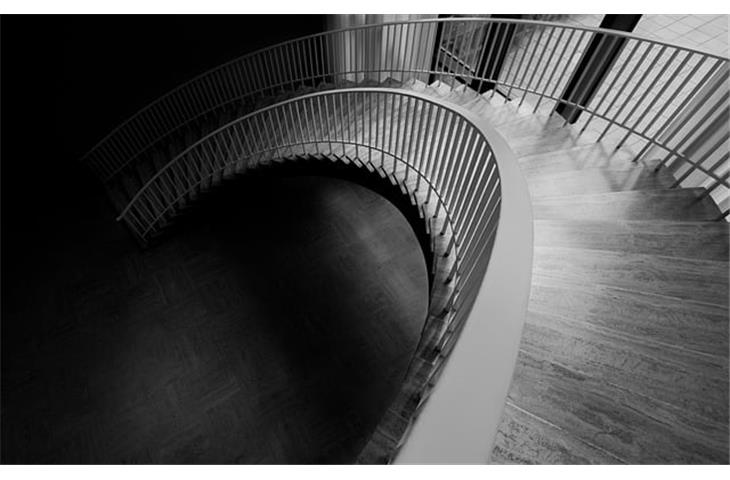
xmin=393 ymin=85 xmax=532 ymax=462
xmin=116 ymin=87 xmax=494 ymax=220
xmin=80 ymin=16 xmax=729 ymax=164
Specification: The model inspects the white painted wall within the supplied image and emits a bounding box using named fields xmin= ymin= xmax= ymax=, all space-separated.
xmin=326 ymin=15 xmax=438 ymax=83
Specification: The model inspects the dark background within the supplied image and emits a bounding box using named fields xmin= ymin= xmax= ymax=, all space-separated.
xmin=0 ymin=16 xmax=430 ymax=463
xmin=1 ymin=17 xmax=329 ymax=455
xmin=0 ymin=14 xmax=327 ymax=270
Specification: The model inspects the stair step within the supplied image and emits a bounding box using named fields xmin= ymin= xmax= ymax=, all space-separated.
xmin=531 ymin=188 xmax=722 ymax=221
xmin=522 ymin=307 xmax=728 ymax=420
xmin=507 ymin=347 xmax=728 ymax=464
xmin=507 ymin=127 xmax=598 ymax=158
xmin=532 ymin=245 xmax=728 ymax=307
xmin=534 ymin=219 xmax=729 ymax=261
xmin=528 ymin=278 xmax=729 ymax=358
xmin=490 ymin=402 xmax=623 ymax=464
xmin=516 ymin=143 xmax=657 ymax=177
xmin=526 ymin=167 xmax=674 ymax=197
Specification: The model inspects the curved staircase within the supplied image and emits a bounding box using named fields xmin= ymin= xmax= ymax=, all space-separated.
xmin=77 ymin=18 xmax=729 ymax=464
xmin=406 ymin=79 xmax=729 ymax=463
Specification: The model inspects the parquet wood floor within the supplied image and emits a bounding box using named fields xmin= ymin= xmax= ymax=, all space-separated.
xmin=1 ymin=174 xmax=429 ymax=464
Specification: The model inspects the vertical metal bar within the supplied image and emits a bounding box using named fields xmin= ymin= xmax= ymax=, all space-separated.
xmin=374 ymin=91 xmax=382 ymax=167
xmin=451 ymin=20 xmax=468 ymax=91
xmin=656 ymin=89 xmax=729 ymax=169
xmin=324 ymin=33 xmax=331 ymax=84
xmin=348 ymin=92 xmax=358 ymax=159
xmin=453 ymin=139 xmax=486 ymax=219
xmin=635 ymin=56 xmax=720 ymax=160
xmin=473 ymin=21 xmax=494 ymax=93
xmin=449 ymin=20 xmax=466 ymax=91
xmin=434 ymin=113 xmax=458 ymax=192
xmin=444 ymin=129 xmax=476 ymax=210
xmin=383 ymin=24 xmax=392 ymax=81
xmin=543 ymin=28 xmax=587 ymax=114
xmin=698 ymin=159 xmax=730 ymax=197
xmin=440 ymin=120 xmax=468 ymax=204
xmin=594 ymin=40 xmax=656 ymax=139
xmin=394 ymin=23 xmax=405 ymax=83
xmin=531 ymin=26 xmax=566 ymax=113
xmin=320 ymin=95 xmax=333 ymax=154
xmin=437 ymin=21 xmax=452 ymax=85
xmin=319 ymin=35 xmax=327 ymax=86
xmin=634 ymin=51 xmax=697 ymax=139
xmin=336 ymin=93 xmax=347 ymax=157
xmin=579 ymin=38 xmax=642 ymax=133
xmin=413 ymin=22 xmax=426 ymax=81
xmin=558 ymin=32 xmax=613 ymax=126
xmin=670 ymin=132 xmax=728 ymax=187
xmin=412 ymin=98 xmax=428 ymax=182
xmin=506 ymin=23 xmax=538 ymax=101
xmin=423 ymin=106 xmax=444 ymax=198
xmin=488 ymin=21 xmax=511 ymax=98
xmin=698 ymin=170 xmax=730 ymax=199
xmin=517 ymin=25 xmax=549 ymax=107
xmin=393 ymin=94 xmax=404 ymax=174
xmin=402 ymin=23 xmax=414 ymax=82
xmin=615 ymin=47 xmax=682 ymax=148
xmin=416 ymin=102 xmax=434 ymax=191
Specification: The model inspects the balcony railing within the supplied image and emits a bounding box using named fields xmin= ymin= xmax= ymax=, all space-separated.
xmin=76 ymin=17 xmax=727 ymax=462
xmin=82 ymin=18 xmax=728 ymax=215
xmin=113 ymin=87 xmax=533 ymax=462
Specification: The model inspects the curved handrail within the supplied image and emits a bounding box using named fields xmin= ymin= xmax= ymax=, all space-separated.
xmin=393 ymin=85 xmax=532 ymax=464
xmin=115 ymin=87 xmax=533 ymax=462
xmin=81 ymin=17 xmax=729 ymax=199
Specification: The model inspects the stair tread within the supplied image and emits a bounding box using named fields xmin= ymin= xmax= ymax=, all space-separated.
xmin=526 ymin=167 xmax=674 ymax=196
xmin=521 ymin=308 xmax=728 ymax=428
xmin=491 ymin=402 xmax=624 ymax=464
xmin=507 ymin=347 xmax=728 ymax=464
xmin=528 ymin=278 xmax=729 ymax=358
xmin=516 ymin=142 xmax=660 ymax=176
xmin=533 ymin=245 xmax=728 ymax=307
xmin=531 ymin=188 xmax=722 ymax=221
xmin=534 ymin=219 xmax=729 ymax=261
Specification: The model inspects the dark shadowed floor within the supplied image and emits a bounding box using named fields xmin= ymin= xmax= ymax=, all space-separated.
xmin=1 ymin=174 xmax=429 ymax=464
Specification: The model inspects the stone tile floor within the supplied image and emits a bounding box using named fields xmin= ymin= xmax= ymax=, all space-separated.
xmin=635 ymin=14 xmax=729 ymax=57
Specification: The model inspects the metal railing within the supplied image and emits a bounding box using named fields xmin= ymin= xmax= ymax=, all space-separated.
xmin=116 ymin=88 xmax=515 ymax=461
xmin=82 ymin=18 xmax=729 ymax=215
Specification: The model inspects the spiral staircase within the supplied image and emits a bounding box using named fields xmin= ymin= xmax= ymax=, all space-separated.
xmin=80 ymin=18 xmax=729 ymax=464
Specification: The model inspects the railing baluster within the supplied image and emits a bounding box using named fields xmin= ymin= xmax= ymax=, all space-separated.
xmin=636 ymin=58 xmax=723 ymax=162
xmin=546 ymin=29 xmax=588 ymax=117
xmin=655 ymin=88 xmax=729 ymax=170
xmin=489 ymin=22 xmax=512 ymax=98
xmin=670 ymin=134 xmax=729 ymax=188
xmin=531 ymin=26 xmax=573 ymax=112
xmin=699 ymin=166 xmax=730 ymax=198
xmin=613 ymin=46 xmax=678 ymax=148
xmin=519 ymin=25 xmax=551 ymax=107
xmin=94 ymin=19 xmax=726 ymax=260
xmin=596 ymin=41 xmax=658 ymax=141
xmin=506 ymin=24 xmax=538 ymax=101
xmin=516 ymin=24 xmax=548 ymax=107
